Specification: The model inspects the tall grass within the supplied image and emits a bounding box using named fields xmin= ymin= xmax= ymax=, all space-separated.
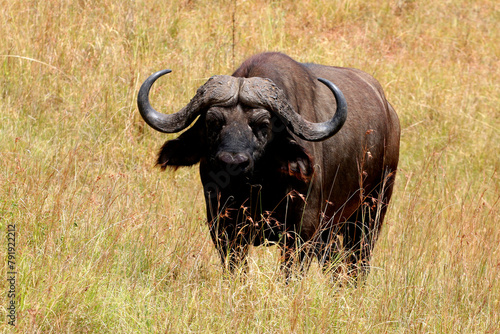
xmin=1 ymin=0 xmax=498 ymax=332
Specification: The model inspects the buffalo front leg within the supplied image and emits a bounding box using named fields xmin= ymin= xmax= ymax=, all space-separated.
xmin=279 ymin=233 xmax=311 ymax=282
xmin=203 ymin=185 xmax=250 ymax=274
xmin=208 ymin=216 xmax=250 ymax=274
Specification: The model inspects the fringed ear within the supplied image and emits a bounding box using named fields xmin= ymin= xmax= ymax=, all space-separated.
xmin=157 ymin=119 xmax=205 ymax=170
xmin=274 ymin=138 xmax=314 ymax=182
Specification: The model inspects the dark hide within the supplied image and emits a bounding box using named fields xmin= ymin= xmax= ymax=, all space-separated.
xmin=150 ymin=52 xmax=400 ymax=280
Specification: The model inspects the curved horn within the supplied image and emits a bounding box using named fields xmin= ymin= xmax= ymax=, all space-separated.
xmin=240 ymin=77 xmax=347 ymax=142
xmin=312 ymin=77 xmax=348 ymax=139
xmin=137 ymin=71 xmax=240 ymax=133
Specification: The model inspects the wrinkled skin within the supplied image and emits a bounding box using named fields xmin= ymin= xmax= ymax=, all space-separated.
xmin=140 ymin=52 xmax=400 ymax=280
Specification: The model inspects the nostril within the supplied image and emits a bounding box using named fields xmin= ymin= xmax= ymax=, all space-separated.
xmin=217 ymin=152 xmax=234 ymax=164
xmin=217 ymin=152 xmax=251 ymax=170
xmin=232 ymin=153 xmax=249 ymax=166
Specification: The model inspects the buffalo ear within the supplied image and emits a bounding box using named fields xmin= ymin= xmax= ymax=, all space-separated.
xmin=157 ymin=119 xmax=205 ymax=170
xmin=275 ymin=138 xmax=314 ymax=182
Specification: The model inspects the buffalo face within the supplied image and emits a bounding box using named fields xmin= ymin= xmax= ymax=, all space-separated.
xmin=205 ymin=106 xmax=273 ymax=178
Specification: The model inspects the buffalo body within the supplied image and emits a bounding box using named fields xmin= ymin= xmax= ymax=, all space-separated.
xmin=138 ymin=52 xmax=400 ymax=279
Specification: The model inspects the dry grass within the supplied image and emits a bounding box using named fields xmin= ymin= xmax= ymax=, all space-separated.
xmin=1 ymin=0 xmax=499 ymax=332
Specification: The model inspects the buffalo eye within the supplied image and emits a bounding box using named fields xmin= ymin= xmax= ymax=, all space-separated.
xmin=254 ymin=120 xmax=270 ymax=135
xmin=249 ymin=111 xmax=271 ymax=139
xmin=205 ymin=110 xmax=225 ymax=129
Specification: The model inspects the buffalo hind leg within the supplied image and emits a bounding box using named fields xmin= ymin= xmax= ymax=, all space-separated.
xmin=343 ymin=177 xmax=395 ymax=282
xmin=316 ymin=228 xmax=356 ymax=284
xmin=342 ymin=218 xmax=375 ymax=281
xmin=317 ymin=206 xmax=385 ymax=284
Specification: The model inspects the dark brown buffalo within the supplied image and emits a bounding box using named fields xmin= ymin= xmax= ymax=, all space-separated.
xmin=137 ymin=52 xmax=400 ymax=280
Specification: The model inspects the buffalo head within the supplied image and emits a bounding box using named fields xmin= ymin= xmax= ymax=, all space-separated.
xmin=137 ymin=72 xmax=347 ymax=181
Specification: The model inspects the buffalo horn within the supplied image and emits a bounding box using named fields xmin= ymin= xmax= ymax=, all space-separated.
xmin=240 ymin=77 xmax=348 ymax=142
xmin=137 ymin=71 xmax=239 ymax=133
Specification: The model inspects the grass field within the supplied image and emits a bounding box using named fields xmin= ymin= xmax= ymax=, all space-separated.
xmin=1 ymin=0 xmax=499 ymax=332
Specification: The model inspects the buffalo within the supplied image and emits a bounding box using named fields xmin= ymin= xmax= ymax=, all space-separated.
xmin=137 ymin=52 xmax=400 ymax=281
